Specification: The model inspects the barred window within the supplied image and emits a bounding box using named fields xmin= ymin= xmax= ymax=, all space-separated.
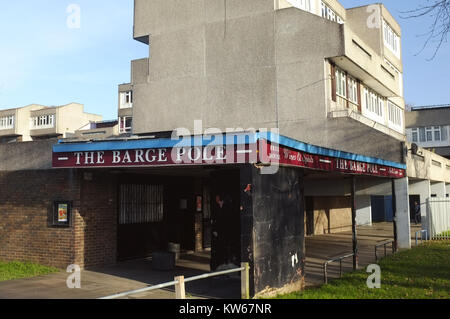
xmin=119 ymin=184 xmax=164 ymax=224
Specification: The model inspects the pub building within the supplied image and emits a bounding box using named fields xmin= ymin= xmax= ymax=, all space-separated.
xmin=0 ymin=0 xmax=415 ymax=298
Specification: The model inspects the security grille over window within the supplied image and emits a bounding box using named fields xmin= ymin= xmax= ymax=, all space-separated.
xmin=119 ymin=184 xmax=164 ymax=224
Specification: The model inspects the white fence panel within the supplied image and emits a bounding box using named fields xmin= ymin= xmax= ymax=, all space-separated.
xmin=426 ymin=198 xmax=450 ymax=240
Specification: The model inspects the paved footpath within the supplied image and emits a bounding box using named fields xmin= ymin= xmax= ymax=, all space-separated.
xmin=0 ymin=254 xmax=239 ymax=299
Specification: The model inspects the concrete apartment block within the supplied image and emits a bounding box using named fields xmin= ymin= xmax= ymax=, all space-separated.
xmin=127 ymin=0 xmax=406 ymax=164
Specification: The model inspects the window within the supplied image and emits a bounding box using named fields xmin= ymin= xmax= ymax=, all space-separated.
xmin=30 ymin=114 xmax=55 ymax=129
xmin=441 ymin=126 xmax=448 ymax=141
xmin=411 ymin=128 xmax=418 ymax=142
xmin=335 ymin=68 xmax=346 ymax=98
xmin=419 ymin=127 xmax=426 ymax=142
xmin=120 ymin=91 xmax=133 ymax=109
xmin=414 ymin=125 xmax=449 ymax=143
xmin=426 ymin=127 xmax=433 ymax=142
xmin=384 ymin=59 xmax=403 ymax=95
xmin=321 ymin=2 xmax=344 ymax=24
xmin=388 ymin=101 xmax=403 ymax=127
xmin=383 ymin=20 xmax=400 ymax=57
xmin=296 ymin=0 xmax=311 ymax=12
xmin=348 ymin=77 xmax=358 ymax=104
xmin=364 ymin=87 xmax=384 ymax=118
xmin=119 ymin=184 xmax=164 ymax=224
xmin=120 ymin=116 xmax=132 ymax=134
xmin=0 ymin=115 xmax=14 ymax=130
xmin=434 ymin=126 xmax=441 ymax=141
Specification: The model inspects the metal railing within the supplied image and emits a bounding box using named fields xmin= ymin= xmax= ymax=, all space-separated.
xmin=374 ymin=239 xmax=396 ymax=262
xmin=323 ymin=253 xmax=355 ymax=284
xmin=99 ymin=262 xmax=249 ymax=300
xmin=415 ymin=230 xmax=428 ymax=246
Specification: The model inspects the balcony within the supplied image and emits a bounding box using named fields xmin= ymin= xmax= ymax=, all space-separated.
xmin=329 ymin=24 xmax=402 ymax=98
xmin=29 ymin=112 xmax=57 ymax=137
xmin=0 ymin=112 xmax=16 ymax=137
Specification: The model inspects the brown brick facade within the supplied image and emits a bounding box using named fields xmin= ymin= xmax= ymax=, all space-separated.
xmin=0 ymin=169 xmax=79 ymax=268
xmin=0 ymin=169 xmax=117 ymax=269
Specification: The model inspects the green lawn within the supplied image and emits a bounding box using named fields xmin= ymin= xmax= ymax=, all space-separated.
xmin=0 ymin=261 xmax=59 ymax=282
xmin=274 ymin=241 xmax=450 ymax=299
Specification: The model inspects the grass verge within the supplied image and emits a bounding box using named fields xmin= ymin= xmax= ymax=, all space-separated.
xmin=0 ymin=261 xmax=60 ymax=282
xmin=273 ymin=241 xmax=450 ymax=299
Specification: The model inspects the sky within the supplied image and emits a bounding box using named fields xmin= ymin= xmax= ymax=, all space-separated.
xmin=0 ymin=1 xmax=449 ymax=120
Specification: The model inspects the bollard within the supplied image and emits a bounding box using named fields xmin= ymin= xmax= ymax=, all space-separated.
xmin=175 ymin=276 xmax=186 ymax=299
xmin=241 ymin=262 xmax=250 ymax=299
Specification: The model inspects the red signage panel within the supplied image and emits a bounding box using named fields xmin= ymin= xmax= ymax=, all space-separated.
xmin=53 ymin=140 xmax=405 ymax=178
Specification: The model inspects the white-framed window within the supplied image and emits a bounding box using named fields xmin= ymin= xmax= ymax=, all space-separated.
xmin=425 ymin=127 xmax=433 ymax=142
xmin=411 ymin=128 xmax=418 ymax=142
xmin=120 ymin=91 xmax=133 ymax=109
xmin=335 ymin=68 xmax=347 ymax=98
xmin=348 ymin=77 xmax=358 ymax=104
xmin=364 ymin=87 xmax=384 ymax=119
xmin=415 ymin=126 xmax=449 ymax=143
xmin=120 ymin=116 xmax=133 ymax=134
xmin=419 ymin=127 xmax=426 ymax=142
xmin=383 ymin=20 xmax=400 ymax=58
xmin=388 ymin=101 xmax=403 ymax=128
xmin=321 ymin=2 xmax=344 ymax=24
xmin=30 ymin=114 xmax=55 ymax=129
xmin=434 ymin=126 xmax=441 ymax=141
xmin=442 ymin=126 xmax=449 ymax=141
xmin=0 ymin=115 xmax=14 ymax=130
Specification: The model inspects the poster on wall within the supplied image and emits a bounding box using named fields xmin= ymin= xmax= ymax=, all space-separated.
xmin=53 ymin=201 xmax=72 ymax=227
xmin=58 ymin=204 xmax=68 ymax=222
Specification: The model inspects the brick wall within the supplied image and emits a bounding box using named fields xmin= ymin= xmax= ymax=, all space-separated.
xmin=0 ymin=168 xmax=118 ymax=269
xmin=0 ymin=169 xmax=80 ymax=268
xmin=75 ymin=170 xmax=117 ymax=268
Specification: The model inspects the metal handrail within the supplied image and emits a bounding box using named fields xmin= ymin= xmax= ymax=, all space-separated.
xmin=415 ymin=230 xmax=428 ymax=246
xmin=375 ymin=239 xmax=396 ymax=262
xmin=99 ymin=266 xmax=245 ymax=300
xmin=323 ymin=252 xmax=354 ymax=284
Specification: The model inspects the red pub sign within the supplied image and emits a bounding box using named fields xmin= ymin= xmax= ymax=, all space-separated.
xmin=259 ymin=140 xmax=405 ymax=178
xmin=52 ymin=139 xmax=405 ymax=178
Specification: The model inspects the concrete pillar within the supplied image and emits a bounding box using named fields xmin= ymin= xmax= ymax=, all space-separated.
xmin=409 ymin=179 xmax=431 ymax=233
xmin=394 ymin=177 xmax=411 ymax=249
xmin=240 ymin=165 xmax=305 ymax=297
xmin=355 ymin=195 xmax=372 ymax=226
xmin=431 ymin=182 xmax=446 ymax=198
xmin=447 ymin=183 xmax=450 ymax=198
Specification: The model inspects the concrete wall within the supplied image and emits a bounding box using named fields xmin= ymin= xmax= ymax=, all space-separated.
xmin=406 ymin=142 xmax=450 ymax=183
xmin=356 ymin=195 xmax=372 ymax=226
xmin=57 ymin=103 xmax=102 ymax=138
xmin=394 ymin=177 xmax=411 ymax=249
xmin=406 ymin=107 xmax=450 ymax=127
xmin=131 ymin=1 xmax=404 ymax=163
xmin=0 ymin=139 xmax=55 ymax=171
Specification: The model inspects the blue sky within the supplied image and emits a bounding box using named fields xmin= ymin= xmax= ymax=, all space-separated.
xmin=0 ymin=1 xmax=448 ymax=119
